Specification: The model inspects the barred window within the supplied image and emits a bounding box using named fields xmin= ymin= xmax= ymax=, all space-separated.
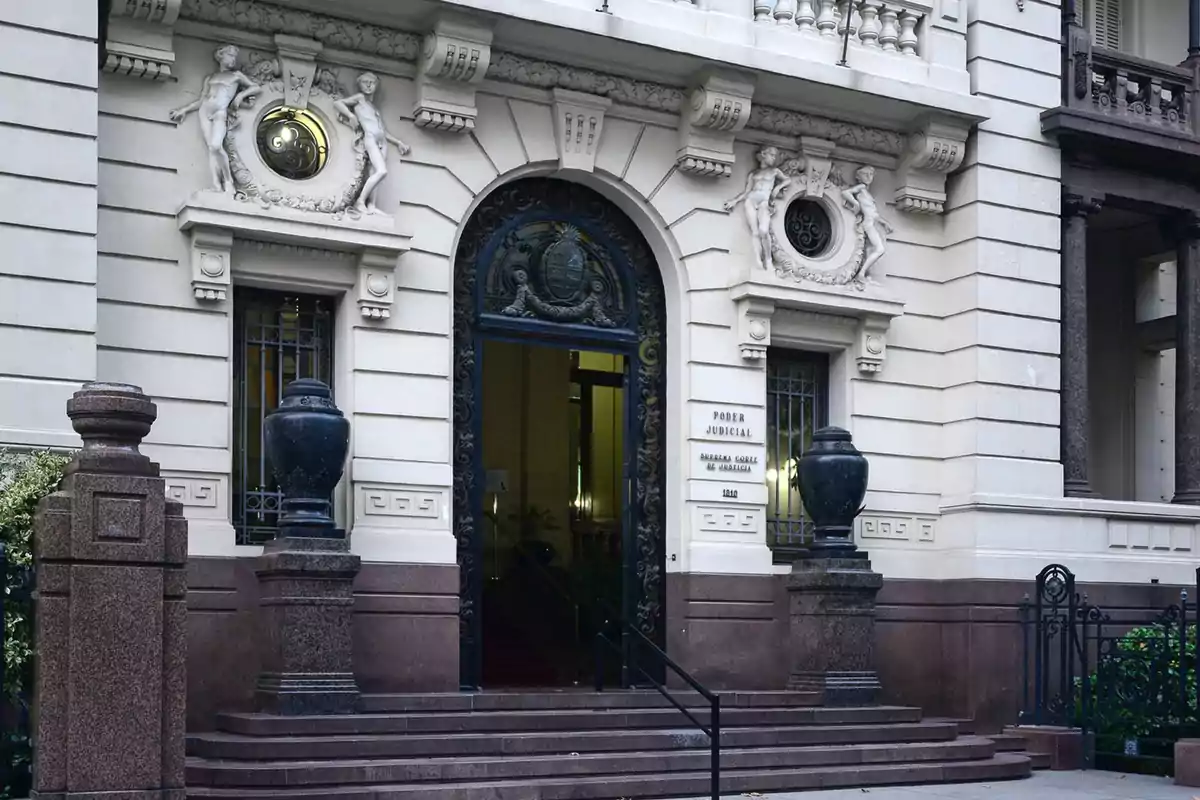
xmin=232 ymin=288 xmax=334 ymax=545
xmin=765 ymin=350 xmax=829 ymax=561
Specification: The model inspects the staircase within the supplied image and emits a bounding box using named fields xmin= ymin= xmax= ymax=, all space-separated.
xmin=186 ymin=691 xmax=1031 ymax=798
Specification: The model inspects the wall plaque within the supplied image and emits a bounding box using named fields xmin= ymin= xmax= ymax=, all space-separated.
xmin=689 ymin=441 xmax=765 ymax=483
xmin=690 ymin=403 xmax=765 ymax=444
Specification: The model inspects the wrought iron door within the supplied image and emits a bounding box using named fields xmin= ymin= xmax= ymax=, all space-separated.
xmin=452 ymin=178 xmax=667 ymax=690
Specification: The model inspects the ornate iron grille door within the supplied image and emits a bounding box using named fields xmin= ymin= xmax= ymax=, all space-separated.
xmin=233 ymin=288 xmax=334 ymax=545
xmin=765 ymin=350 xmax=829 ymax=560
xmin=453 ymin=178 xmax=667 ymax=690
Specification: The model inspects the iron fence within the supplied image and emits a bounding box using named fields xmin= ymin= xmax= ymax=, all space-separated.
xmin=0 ymin=542 xmax=34 ymax=798
xmin=1019 ymin=563 xmax=1199 ymax=776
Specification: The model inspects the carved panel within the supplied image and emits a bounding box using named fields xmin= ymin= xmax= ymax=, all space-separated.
xmin=1108 ymin=521 xmax=1194 ymax=551
xmin=164 ymin=478 xmax=220 ymax=509
xmin=362 ymin=489 xmax=442 ymax=519
xmin=695 ymin=507 xmax=760 ymax=535
xmin=858 ymin=515 xmax=937 ymax=542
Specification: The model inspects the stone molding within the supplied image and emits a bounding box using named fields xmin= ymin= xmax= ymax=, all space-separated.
xmin=414 ymin=16 xmax=494 ymax=133
xmin=730 ymin=272 xmax=903 ymax=374
xmin=177 ymin=0 xmax=919 ymax=159
xmin=552 ymin=89 xmax=611 ymax=172
xmin=104 ymin=0 xmax=183 ymax=80
xmin=893 ymin=117 xmax=969 ymax=215
xmin=176 ymin=192 xmax=410 ymax=319
xmin=677 ymin=70 xmax=755 ymax=178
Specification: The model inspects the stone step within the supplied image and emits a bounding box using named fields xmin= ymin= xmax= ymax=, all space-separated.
xmin=187 ymin=737 xmax=998 ymax=787
xmin=359 ymin=690 xmax=822 ymax=713
xmin=185 ymin=753 xmax=1032 ymax=799
xmin=214 ymin=705 xmax=924 ymax=737
xmin=189 ymin=721 xmax=960 ymax=761
xmin=988 ymin=733 xmax=1029 ymax=751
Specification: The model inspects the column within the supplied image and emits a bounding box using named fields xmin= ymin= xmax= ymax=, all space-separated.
xmin=1174 ymin=214 xmax=1200 ymax=504
xmin=1190 ymin=0 xmax=1200 ymax=59
xmin=1061 ymin=192 xmax=1102 ymax=498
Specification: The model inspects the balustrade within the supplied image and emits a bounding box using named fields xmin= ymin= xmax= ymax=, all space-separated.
xmin=755 ymin=0 xmax=925 ymax=58
xmin=1082 ymin=48 xmax=1195 ymax=135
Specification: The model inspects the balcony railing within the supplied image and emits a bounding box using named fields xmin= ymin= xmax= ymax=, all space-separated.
xmin=1061 ymin=21 xmax=1200 ymax=140
xmin=753 ymin=0 xmax=927 ymax=59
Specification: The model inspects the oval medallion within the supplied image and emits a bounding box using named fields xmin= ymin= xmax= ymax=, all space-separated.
xmin=540 ymin=226 xmax=587 ymax=301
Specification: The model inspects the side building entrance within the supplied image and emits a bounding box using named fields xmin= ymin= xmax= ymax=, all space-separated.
xmin=452 ymin=178 xmax=668 ymax=690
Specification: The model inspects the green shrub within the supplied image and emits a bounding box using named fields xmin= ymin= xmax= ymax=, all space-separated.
xmin=1075 ymin=621 xmax=1198 ymax=741
xmin=1 ymin=449 xmax=69 ymax=799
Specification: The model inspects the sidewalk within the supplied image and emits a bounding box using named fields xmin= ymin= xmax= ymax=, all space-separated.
xmin=677 ymin=771 xmax=1198 ymax=799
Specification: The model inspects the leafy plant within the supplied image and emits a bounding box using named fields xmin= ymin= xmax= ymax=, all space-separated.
xmin=1 ymin=449 xmax=69 ymax=799
xmin=1073 ymin=620 xmax=1198 ymax=743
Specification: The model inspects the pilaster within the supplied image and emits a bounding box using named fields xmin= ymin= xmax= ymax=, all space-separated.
xmin=1174 ymin=213 xmax=1200 ymax=504
xmin=1061 ymin=191 xmax=1103 ymax=498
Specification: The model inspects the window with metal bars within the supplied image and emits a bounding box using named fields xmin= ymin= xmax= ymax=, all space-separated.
xmin=765 ymin=349 xmax=829 ymax=561
xmin=232 ymin=288 xmax=334 ymax=545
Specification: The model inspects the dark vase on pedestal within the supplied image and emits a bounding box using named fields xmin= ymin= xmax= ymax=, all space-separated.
xmin=263 ymin=377 xmax=349 ymax=538
xmin=793 ymin=426 xmax=869 ymax=556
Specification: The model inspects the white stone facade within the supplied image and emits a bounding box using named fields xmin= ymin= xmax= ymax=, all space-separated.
xmin=1 ymin=0 xmax=1196 ymax=589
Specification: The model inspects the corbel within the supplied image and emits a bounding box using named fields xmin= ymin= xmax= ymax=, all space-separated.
xmin=189 ymin=227 xmax=233 ymax=303
xmin=553 ymin=89 xmax=611 ymax=173
xmin=357 ymin=249 xmax=398 ymax=320
xmin=413 ymin=16 xmax=493 ymax=134
xmin=677 ymin=69 xmax=755 ymax=179
xmin=893 ymin=117 xmax=969 ymax=215
xmin=102 ymin=0 xmax=183 ymax=80
xmin=737 ymin=297 xmax=775 ymax=362
xmin=799 ymin=137 xmax=836 ymax=197
xmin=855 ymin=315 xmax=889 ymax=374
xmin=274 ymin=35 xmax=323 ymax=109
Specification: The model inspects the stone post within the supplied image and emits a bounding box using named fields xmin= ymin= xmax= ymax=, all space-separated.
xmin=1061 ymin=192 xmax=1102 ymax=498
xmin=253 ymin=378 xmax=362 ymax=715
xmin=786 ymin=427 xmax=883 ymax=706
xmin=32 ymin=382 xmax=187 ymax=800
xmin=1174 ymin=214 xmax=1200 ymax=504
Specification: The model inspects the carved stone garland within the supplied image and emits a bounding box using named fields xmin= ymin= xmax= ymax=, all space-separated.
xmin=452 ymin=178 xmax=667 ymax=686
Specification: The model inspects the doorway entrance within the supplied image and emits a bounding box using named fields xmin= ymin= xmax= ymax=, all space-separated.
xmin=453 ymin=178 xmax=667 ymax=690
xmin=480 ymin=342 xmax=628 ymax=687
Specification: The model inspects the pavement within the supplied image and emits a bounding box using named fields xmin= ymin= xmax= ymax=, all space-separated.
xmin=676 ymin=771 xmax=1200 ymax=799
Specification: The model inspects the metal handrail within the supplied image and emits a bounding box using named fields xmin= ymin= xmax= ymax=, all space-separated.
xmin=594 ymin=616 xmax=720 ymax=800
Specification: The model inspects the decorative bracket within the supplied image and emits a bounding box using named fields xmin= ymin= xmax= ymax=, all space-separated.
xmin=855 ymin=316 xmax=889 ymax=374
xmin=894 ymin=117 xmax=969 ymax=215
xmin=799 ymin=137 xmax=836 ymax=197
xmin=552 ymin=89 xmax=610 ymax=173
xmin=274 ymin=35 xmax=323 ymax=109
xmin=413 ymin=16 xmax=493 ymax=133
xmin=737 ymin=297 xmax=775 ymax=361
xmin=677 ymin=69 xmax=754 ymax=178
xmin=102 ymin=0 xmax=183 ymax=80
xmin=188 ymin=228 xmax=233 ymax=302
xmin=357 ymin=249 xmax=397 ymax=320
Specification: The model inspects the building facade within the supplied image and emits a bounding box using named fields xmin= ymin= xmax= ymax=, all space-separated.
xmin=1 ymin=0 xmax=1196 ymax=731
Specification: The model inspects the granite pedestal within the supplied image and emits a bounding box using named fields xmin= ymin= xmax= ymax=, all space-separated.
xmin=786 ymin=555 xmax=884 ymax=706
xmin=31 ymin=382 xmax=187 ymax=800
xmin=1176 ymin=739 xmax=1200 ymax=786
xmin=254 ymin=534 xmax=362 ymax=715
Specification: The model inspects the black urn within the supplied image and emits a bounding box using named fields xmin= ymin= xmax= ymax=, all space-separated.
xmin=264 ymin=378 xmax=349 ymax=539
xmin=793 ymin=426 xmax=869 ymax=557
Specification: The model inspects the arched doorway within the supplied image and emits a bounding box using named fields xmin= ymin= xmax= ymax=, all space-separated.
xmin=453 ymin=177 xmax=667 ymax=690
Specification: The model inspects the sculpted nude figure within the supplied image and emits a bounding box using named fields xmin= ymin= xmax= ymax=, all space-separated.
xmin=333 ymin=72 xmax=411 ymax=215
xmin=169 ymin=45 xmax=262 ymax=194
xmin=841 ymin=166 xmax=893 ymax=283
xmin=724 ymin=146 xmax=793 ymax=271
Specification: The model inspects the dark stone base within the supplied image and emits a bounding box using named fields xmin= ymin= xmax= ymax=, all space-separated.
xmin=786 ymin=556 xmax=883 ymax=708
xmin=254 ymin=537 xmax=362 ymax=716
xmin=788 ymin=670 xmax=882 ymax=706
xmin=255 ymin=673 xmax=362 ymax=715
xmin=1009 ymin=726 xmax=1083 ymax=770
xmin=1176 ymin=739 xmax=1200 ymax=786
xmin=33 ymin=791 xmax=186 ymax=800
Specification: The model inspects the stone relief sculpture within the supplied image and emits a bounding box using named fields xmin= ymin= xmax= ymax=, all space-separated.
xmin=841 ymin=166 xmax=892 ymax=284
xmin=727 ymin=143 xmax=893 ymax=290
xmin=723 ymin=145 xmax=793 ymax=271
xmin=169 ymin=44 xmax=262 ymax=194
xmin=333 ymin=72 xmax=411 ymax=216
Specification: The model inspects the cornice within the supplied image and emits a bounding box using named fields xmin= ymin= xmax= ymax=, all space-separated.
xmin=178 ymin=0 xmax=905 ymax=157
